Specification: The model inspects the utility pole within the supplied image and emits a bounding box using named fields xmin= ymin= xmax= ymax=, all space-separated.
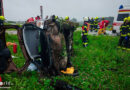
xmin=40 ymin=6 xmax=43 ymax=19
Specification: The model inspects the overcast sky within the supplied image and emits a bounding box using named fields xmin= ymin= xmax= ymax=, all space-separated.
xmin=3 ymin=0 xmax=130 ymax=21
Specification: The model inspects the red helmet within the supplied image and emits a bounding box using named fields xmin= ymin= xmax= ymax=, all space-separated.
xmin=27 ymin=17 xmax=34 ymax=23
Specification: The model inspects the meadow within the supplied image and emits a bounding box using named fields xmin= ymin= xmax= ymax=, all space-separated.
xmin=1 ymin=31 xmax=130 ymax=90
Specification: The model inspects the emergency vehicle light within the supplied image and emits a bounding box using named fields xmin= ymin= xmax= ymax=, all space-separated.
xmin=119 ymin=5 xmax=123 ymax=9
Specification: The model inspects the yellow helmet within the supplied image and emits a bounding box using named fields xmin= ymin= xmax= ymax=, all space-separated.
xmin=124 ymin=17 xmax=128 ymax=22
xmin=128 ymin=16 xmax=130 ymax=21
xmin=0 ymin=16 xmax=5 ymax=20
xmin=95 ymin=17 xmax=98 ymax=19
xmin=55 ymin=16 xmax=58 ymax=19
xmin=65 ymin=16 xmax=69 ymax=20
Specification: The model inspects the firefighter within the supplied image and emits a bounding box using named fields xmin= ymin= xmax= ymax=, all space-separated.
xmin=65 ymin=16 xmax=69 ymax=21
xmin=55 ymin=16 xmax=58 ymax=20
xmin=26 ymin=17 xmax=34 ymax=23
xmin=0 ymin=16 xmax=5 ymax=25
xmin=126 ymin=17 xmax=130 ymax=50
xmin=82 ymin=17 xmax=89 ymax=47
xmin=35 ymin=16 xmax=41 ymax=21
xmin=98 ymin=17 xmax=105 ymax=35
xmin=90 ymin=17 xmax=94 ymax=32
xmin=54 ymin=15 xmax=60 ymax=31
xmin=118 ymin=17 xmax=128 ymax=49
xmin=98 ymin=17 xmax=109 ymax=35
xmin=88 ymin=17 xmax=91 ymax=23
xmin=123 ymin=17 xmax=129 ymax=50
xmin=94 ymin=17 xmax=99 ymax=32
xmin=60 ymin=16 xmax=77 ymax=75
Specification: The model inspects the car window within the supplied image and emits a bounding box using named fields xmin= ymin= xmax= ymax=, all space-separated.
xmin=117 ymin=14 xmax=129 ymax=21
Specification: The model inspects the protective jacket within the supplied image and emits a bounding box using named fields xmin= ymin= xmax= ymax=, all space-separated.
xmin=120 ymin=23 xmax=128 ymax=37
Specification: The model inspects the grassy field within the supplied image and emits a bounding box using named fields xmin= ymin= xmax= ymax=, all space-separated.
xmin=1 ymin=31 xmax=130 ymax=90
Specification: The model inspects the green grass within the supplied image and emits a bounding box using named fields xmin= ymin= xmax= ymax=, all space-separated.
xmin=1 ymin=31 xmax=130 ymax=90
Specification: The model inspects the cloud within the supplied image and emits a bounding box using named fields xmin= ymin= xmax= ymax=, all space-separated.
xmin=4 ymin=0 xmax=41 ymax=21
xmin=3 ymin=0 xmax=130 ymax=21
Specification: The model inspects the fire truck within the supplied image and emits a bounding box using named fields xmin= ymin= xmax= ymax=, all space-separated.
xmin=0 ymin=0 xmax=4 ymax=16
xmin=113 ymin=5 xmax=130 ymax=34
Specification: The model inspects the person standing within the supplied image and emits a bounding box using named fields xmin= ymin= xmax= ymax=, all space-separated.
xmin=35 ymin=16 xmax=41 ymax=21
xmin=98 ymin=17 xmax=109 ymax=35
xmin=61 ymin=16 xmax=76 ymax=75
xmin=94 ymin=17 xmax=99 ymax=32
xmin=118 ymin=18 xmax=128 ymax=49
xmin=0 ymin=16 xmax=5 ymax=25
xmin=26 ymin=17 xmax=34 ymax=23
xmin=82 ymin=17 xmax=89 ymax=47
xmin=126 ymin=17 xmax=130 ymax=50
xmin=90 ymin=17 xmax=94 ymax=32
xmin=88 ymin=17 xmax=91 ymax=23
xmin=65 ymin=16 xmax=69 ymax=21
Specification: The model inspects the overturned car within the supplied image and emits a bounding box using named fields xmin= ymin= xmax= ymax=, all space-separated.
xmin=0 ymin=17 xmax=79 ymax=76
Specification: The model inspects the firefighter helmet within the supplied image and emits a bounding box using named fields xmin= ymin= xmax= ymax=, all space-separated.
xmin=96 ymin=17 xmax=98 ymax=19
xmin=128 ymin=17 xmax=130 ymax=22
xmin=65 ymin=16 xmax=69 ymax=20
xmin=55 ymin=16 xmax=58 ymax=19
xmin=124 ymin=17 xmax=128 ymax=22
xmin=83 ymin=17 xmax=88 ymax=21
xmin=0 ymin=16 xmax=5 ymax=20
